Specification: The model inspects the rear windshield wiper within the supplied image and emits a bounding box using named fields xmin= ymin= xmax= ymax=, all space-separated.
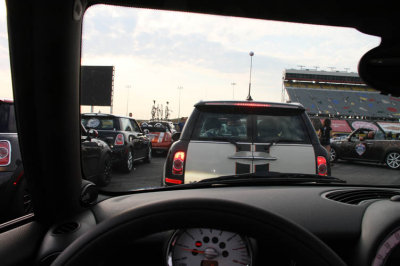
xmin=206 ymin=137 xmax=240 ymax=149
xmin=194 ymin=171 xmax=346 ymax=185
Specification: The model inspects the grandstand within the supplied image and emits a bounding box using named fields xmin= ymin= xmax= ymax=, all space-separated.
xmin=283 ymin=69 xmax=400 ymax=120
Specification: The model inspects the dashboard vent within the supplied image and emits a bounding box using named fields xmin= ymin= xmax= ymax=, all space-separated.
xmin=324 ymin=189 xmax=400 ymax=205
xmin=52 ymin=222 xmax=79 ymax=235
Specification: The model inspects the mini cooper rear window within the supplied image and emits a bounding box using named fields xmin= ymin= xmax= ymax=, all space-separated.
xmin=255 ymin=115 xmax=308 ymax=143
xmin=82 ymin=117 xmax=115 ymax=130
xmin=192 ymin=113 xmax=250 ymax=141
xmin=192 ymin=111 xmax=309 ymax=144
xmin=0 ymin=102 xmax=17 ymax=133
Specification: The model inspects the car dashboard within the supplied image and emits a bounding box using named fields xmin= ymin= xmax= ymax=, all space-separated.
xmin=34 ymin=185 xmax=400 ymax=265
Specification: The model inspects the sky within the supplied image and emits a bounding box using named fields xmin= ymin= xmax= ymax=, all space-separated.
xmin=0 ymin=3 xmax=381 ymax=120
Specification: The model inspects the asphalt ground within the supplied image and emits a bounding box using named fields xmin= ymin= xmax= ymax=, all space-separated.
xmin=103 ymin=155 xmax=400 ymax=192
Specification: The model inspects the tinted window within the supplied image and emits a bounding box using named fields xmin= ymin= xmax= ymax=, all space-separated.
xmin=0 ymin=102 xmax=17 ymax=133
xmin=192 ymin=112 xmax=249 ymax=141
xmin=130 ymin=120 xmax=141 ymax=133
xmin=82 ymin=116 xmax=116 ymax=130
xmin=255 ymin=115 xmax=308 ymax=143
xmin=120 ymin=118 xmax=133 ymax=132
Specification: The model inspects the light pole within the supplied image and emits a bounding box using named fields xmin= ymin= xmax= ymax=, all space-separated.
xmin=177 ymin=86 xmax=183 ymax=121
xmin=231 ymin=82 xmax=236 ymax=100
xmin=247 ymin=51 xmax=254 ymax=101
xmin=126 ymin=85 xmax=131 ymax=116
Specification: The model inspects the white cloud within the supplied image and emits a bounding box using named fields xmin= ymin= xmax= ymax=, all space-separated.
xmin=0 ymin=3 xmax=381 ymax=119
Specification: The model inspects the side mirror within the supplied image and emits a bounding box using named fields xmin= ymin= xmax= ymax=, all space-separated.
xmin=143 ymin=129 xmax=149 ymax=135
xmin=88 ymin=129 xmax=98 ymax=139
xmin=172 ymin=132 xmax=181 ymax=142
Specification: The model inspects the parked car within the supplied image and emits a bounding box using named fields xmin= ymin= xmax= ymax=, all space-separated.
xmin=141 ymin=121 xmax=173 ymax=154
xmin=1 ymin=99 xmax=113 ymax=187
xmin=81 ymin=124 xmax=113 ymax=186
xmin=0 ymin=99 xmax=20 ymax=180
xmin=163 ymin=101 xmax=330 ymax=185
xmin=81 ymin=113 xmax=152 ymax=172
xmin=331 ymin=128 xmax=400 ymax=169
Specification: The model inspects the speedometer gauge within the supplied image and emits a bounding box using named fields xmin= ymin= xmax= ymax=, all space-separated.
xmin=372 ymin=228 xmax=400 ymax=266
xmin=166 ymin=228 xmax=253 ymax=266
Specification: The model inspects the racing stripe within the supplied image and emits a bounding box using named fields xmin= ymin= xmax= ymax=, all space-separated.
xmin=255 ymin=164 xmax=269 ymax=174
xmin=235 ymin=162 xmax=251 ymax=174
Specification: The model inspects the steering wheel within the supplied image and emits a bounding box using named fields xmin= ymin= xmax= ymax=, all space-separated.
xmin=51 ymin=198 xmax=346 ymax=266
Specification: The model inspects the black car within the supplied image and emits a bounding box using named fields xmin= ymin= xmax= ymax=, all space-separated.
xmin=331 ymin=128 xmax=400 ymax=169
xmin=81 ymin=113 xmax=152 ymax=172
xmin=81 ymin=124 xmax=113 ymax=186
xmin=1 ymin=99 xmax=113 ymax=187
xmin=0 ymin=99 xmax=20 ymax=180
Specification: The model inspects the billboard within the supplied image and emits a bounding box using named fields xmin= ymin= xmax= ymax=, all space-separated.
xmin=81 ymin=66 xmax=114 ymax=106
xmin=377 ymin=122 xmax=400 ymax=133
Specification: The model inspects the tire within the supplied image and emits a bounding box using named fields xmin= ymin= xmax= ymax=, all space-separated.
xmin=385 ymin=151 xmax=400 ymax=169
xmin=96 ymin=153 xmax=112 ymax=187
xmin=120 ymin=149 xmax=134 ymax=173
xmin=144 ymin=145 xmax=152 ymax=163
xmin=330 ymin=148 xmax=337 ymax=162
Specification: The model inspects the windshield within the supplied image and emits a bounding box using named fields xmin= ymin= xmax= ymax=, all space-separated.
xmin=79 ymin=6 xmax=397 ymax=191
xmin=4 ymin=2 xmax=400 ymax=196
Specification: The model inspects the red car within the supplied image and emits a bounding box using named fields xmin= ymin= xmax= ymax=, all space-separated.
xmin=141 ymin=122 xmax=173 ymax=154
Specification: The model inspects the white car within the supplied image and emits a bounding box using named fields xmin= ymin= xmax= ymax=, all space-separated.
xmin=163 ymin=101 xmax=330 ymax=185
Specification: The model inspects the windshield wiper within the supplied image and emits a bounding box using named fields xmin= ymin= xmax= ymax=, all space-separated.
xmin=195 ymin=171 xmax=346 ymax=185
xmin=208 ymin=137 xmax=240 ymax=149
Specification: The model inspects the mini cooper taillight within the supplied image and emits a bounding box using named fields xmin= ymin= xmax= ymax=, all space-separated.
xmin=172 ymin=151 xmax=185 ymax=175
xmin=115 ymin=134 xmax=124 ymax=145
xmin=317 ymin=156 xmax=327 ymax=176
xmin=0 ymin=141 xmax=11 ymax=166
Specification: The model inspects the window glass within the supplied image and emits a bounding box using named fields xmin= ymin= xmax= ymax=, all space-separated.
xmin=131 ymin=120 xmax=141 ymax=132
xmin=120 ymin=118 xmax=133 ymax=132
xmin=82 ymin=117 xmax=116 ymax=130
xmin=255 ymin=115 xmax=308 ymax=143
xmin=192 ymin=112 xmax=249 ymax=141
xmin=0 ymin=102 xmax=16 ymax=133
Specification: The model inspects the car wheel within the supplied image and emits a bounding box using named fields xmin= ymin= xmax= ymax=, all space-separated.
xmin=385 ymin=151 xmax=400 ymax=169
xmin=96 ymin=153 xmax=112 ymax=187
xmin=120 ymin=149 xmax=134 ymax=173
xmin=144 ymin=146 xmax=152 ymax=163
xmin=330 ymin=148 xmax=337 ymax=162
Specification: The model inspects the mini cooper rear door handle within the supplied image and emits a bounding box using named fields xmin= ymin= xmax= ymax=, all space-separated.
xmin=253 ymin=156 xmax=278 ymax=161
xmin=228 ymin=156 xmax=253 ymax=160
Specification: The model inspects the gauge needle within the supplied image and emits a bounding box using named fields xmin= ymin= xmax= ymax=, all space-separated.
xmin=181 ymin=248 xmax=205 ymax=254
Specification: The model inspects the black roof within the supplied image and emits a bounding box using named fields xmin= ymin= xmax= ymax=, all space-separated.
xmin=194 ymin=101 xmax=305 ymax=110
xmin=81 ymin=113 xmax=136 ymax=119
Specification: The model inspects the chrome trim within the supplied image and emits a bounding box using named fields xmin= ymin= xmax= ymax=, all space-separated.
xmin=228 ymin=156 xmax=253 ymax=160
xmin=253 ymin=156 xmax=278 ymax=161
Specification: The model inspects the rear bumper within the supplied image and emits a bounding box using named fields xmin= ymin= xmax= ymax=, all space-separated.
xmin=0 ymin=171 xmax=14 ymax=186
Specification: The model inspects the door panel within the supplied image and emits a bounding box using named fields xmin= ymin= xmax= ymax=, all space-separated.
xmin=253 ymin=143 xmax=316 ymax=174
xmin=185 ymin=141 xmax=252 ymax=183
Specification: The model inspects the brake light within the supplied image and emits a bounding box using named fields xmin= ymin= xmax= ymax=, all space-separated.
xmin=165 ymin=178 xmax=183 ymax=184
xmin=172 ymin=151 xmax=185 ymax=175
xmin=115 ymin=134 xmax=124 ymax=145
xmin=317 ymin=156 xmax=327 ymax=176
xmin=0 ymin=141 xmax=11 ymax=166
xmin=234 ymin=103 xmax=271 ymax=107
xmin=205 ymin=102 xmax=270 ymax=107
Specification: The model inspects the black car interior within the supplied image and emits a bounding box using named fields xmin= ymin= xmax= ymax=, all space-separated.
xmin=1 ymin=0 xmax=400 ymax=266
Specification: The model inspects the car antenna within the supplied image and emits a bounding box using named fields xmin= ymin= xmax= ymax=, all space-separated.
xmin=246 ymin=51 xmax=254 ymax=101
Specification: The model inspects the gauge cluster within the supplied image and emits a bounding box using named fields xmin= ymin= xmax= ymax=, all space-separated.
xmin=166 ymin=228 xmax=253 ymax=266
